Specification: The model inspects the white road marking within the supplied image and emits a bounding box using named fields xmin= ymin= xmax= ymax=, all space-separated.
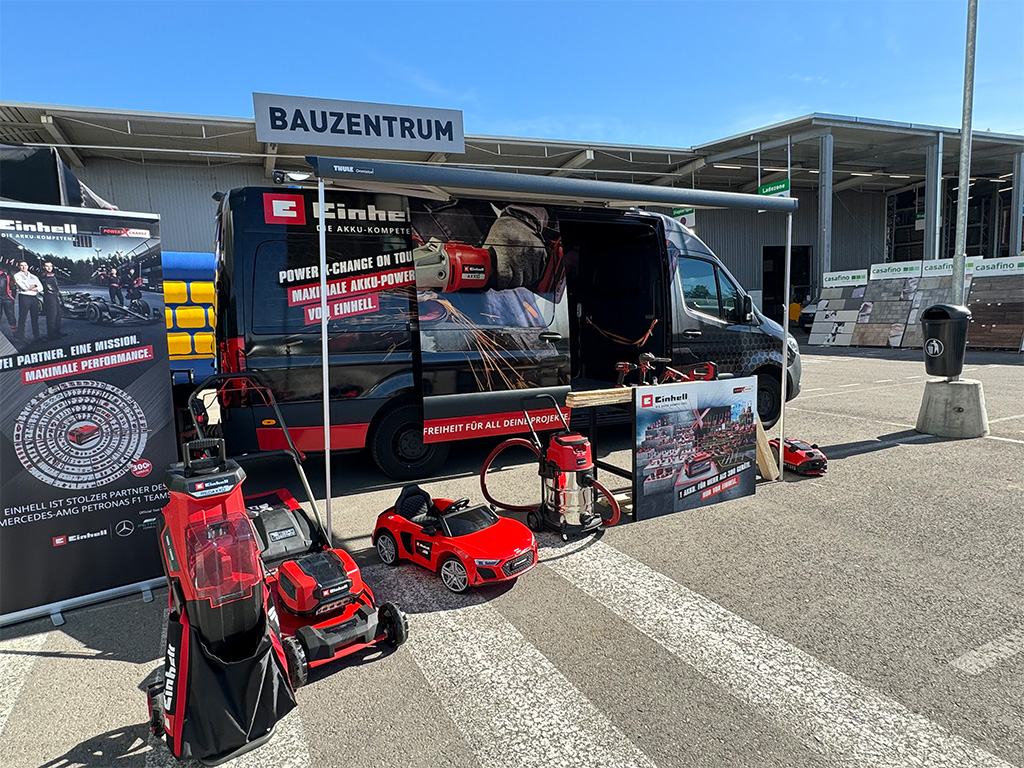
xmin=951 ymin=628 xmax=1024 ymax=676
xmin=985 ymin=435 xmax=1024 ymax=446
xmin=145 ymin=608 xmax=310 ymax=768
xmin=988 ymin=414 xmax=1024 ymax=423
xmin=874 ymin=379 xmax=894 ymax=383
xmin=906 ymin=375 xmax=922 ymax=379
xmin=803 ymin=387 xmax=825 ymax=392
xmin=0 ymin=630 xmax=49 ymax=738
xmin=797 ymin=381 xmax=921 ymax=400
xmin=366 ymin=564 xmax=657 ymax=768
xmin=542 ymin=540 xmax=1011 ymax=768
xmin=839 ymin=383 xmax=861 ymax=388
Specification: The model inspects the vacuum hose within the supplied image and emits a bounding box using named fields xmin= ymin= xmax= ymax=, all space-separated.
xmin=480 ymin=438 xmax=622 ymax=526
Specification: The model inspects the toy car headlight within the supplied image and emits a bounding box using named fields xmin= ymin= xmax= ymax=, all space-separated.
xmin=474 ymin=558 xmax=501 ymax=566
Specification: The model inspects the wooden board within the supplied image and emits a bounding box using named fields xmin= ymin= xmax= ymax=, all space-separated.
xmin=566 ymin=388 xmax=633 ymax=408
xmin=755 ymin=415 xmax=780 ymax=481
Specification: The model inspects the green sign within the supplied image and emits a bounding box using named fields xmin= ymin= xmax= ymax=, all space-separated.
xmin=672 ymin=207 xmax=696 ymax=227
xmin=757 ymin=178 xmax=790 ymax=197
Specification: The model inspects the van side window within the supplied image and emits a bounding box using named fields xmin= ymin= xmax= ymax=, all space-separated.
xmin=678 ymin=257 xmax=744 ymax=324
xmin=678 ymin=258 xmax=721 ymax=317
xmin=718 ymin=272 xmax=744 ymax=324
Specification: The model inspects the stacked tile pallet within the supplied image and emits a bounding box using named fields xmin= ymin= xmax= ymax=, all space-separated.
xmin=850 ymin=276 xmax=915 ymax=348
xmin=965 ymin=270 xmax=1024 ymax=350
xmin=808 ymin=285 xmax=865 ymax=346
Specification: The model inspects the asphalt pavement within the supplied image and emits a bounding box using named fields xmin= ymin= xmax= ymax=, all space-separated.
xmin=1 ymin=341 xmax=1021 ymax=768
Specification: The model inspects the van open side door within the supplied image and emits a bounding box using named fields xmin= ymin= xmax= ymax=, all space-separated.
xmin=408 ymin=197 xmax=571 ymax=442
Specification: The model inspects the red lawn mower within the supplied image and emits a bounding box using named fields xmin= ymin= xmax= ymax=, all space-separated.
xmin=148 ymin=375 xmax=408 ymax=764
xmin=480 ymin=394 xmax=620 ymax=540
xmin=186 ymin=375 xmax=408 ymax=685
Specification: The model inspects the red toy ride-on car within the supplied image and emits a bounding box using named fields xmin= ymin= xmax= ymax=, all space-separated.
xmin=769 ymin=438 xmax=828 ymax=476
xmin=374 ymin=485 xmax=538 ymax=594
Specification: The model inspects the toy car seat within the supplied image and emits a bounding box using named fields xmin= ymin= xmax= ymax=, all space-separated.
xmin=394 ymin=485 xmax=438 ymax=525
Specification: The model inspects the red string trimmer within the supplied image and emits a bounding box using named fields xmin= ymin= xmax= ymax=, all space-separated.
xmin=480 ymin=394 xmax=620 ymax=541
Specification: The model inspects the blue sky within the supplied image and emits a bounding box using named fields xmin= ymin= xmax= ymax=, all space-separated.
xmin=1 ymin=1 xmax=1021 ymax=147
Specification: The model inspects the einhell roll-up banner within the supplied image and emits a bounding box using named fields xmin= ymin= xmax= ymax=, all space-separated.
xmin=633 ymin=378 xmax=757 ymax=520
xmin=409 ymin=199 xmax=570 ymax=442
xmin=0 ymin=202 xmax=176 ymax=622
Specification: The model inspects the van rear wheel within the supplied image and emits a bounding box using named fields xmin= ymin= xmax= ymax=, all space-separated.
xmin=370 ymin=404 xmax=449 ymax=480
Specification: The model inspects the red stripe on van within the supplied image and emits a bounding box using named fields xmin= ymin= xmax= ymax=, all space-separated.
xmin=256 ymin=424 xmax=369 ymax=452
xmin=423 ymin=408 xmax=564 ymax=443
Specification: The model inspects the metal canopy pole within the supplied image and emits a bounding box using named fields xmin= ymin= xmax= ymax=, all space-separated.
xmin=317 ymin=177 xmax=332 ymax=545
xmin=778 ymin=211 xmax=793 ymax=481
xmin=952 ymin=0 xmax=979 ymax=305
xmin=305 ymin=156 xmax=799 ymax=214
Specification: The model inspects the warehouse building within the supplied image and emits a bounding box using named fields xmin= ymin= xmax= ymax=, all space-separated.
xmin=2 ymin=101 xmax=1022 ymax=320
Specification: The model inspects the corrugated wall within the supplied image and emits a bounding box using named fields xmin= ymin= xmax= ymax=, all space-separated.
xmin=75 ymin=160 xmax=264 ymax=252
xmin=685 ymin=189 xmax=886 ymax=290
xmin=73 ymin=160 xmax=889 ymax=283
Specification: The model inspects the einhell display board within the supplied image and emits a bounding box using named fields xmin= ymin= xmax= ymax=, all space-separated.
xmin=633 ymin=378 xmax=757 ymax=521
xmin=0 ymin=203 xmax=176 ymax=620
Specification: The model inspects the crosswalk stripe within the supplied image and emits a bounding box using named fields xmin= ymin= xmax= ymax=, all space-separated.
xmin=367 ymin=563 xmax=658 ymax=768
xmin=541 ymin=539 xmax=1011 ymax=768
xmin=0 ymin=630 xmax=49 ymax=739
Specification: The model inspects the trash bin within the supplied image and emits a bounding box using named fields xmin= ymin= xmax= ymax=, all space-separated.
xmin=920 ymin=304 xmax=971 ymax=378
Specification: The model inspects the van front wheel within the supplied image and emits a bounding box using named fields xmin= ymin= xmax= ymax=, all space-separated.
xmin=370 ymin=404 xmax=450 ymax=480
xmin=757 ymin=374 xmax=782 ymax=429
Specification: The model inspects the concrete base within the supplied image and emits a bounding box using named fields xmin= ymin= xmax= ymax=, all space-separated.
xmin=916 ymin=378 xmax=990 ymax=438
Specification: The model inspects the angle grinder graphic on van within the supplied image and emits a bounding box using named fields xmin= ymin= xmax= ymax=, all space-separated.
xmin=210 ymin=188 xmax=800 ymax=479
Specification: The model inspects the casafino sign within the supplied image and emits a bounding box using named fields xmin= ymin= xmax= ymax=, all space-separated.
xmin=253 ymin=93 xmax=465 ymax=154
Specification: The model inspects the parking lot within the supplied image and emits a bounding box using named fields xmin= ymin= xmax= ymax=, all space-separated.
xmin=1 ymin=342 xmax=1021 ymax=768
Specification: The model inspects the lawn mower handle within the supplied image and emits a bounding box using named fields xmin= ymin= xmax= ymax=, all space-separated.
xmin=187 ymin=372 xmax=326 ymax=538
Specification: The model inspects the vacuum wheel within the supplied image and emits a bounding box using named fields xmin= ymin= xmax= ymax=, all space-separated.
xmin=526 ymin=509 xmax=543 ymax=533
xmin=379 ymin=601 xmax=409 ymax=648
xmin=283 ymin=636 xmax=308 ymax=689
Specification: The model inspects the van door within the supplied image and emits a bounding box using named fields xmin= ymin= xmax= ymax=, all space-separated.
xmin=408 ymin=198 xmax=571 ymax=442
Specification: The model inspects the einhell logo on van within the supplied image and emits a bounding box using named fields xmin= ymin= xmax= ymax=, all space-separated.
xmin=263 ymin=193 xmax=306 ymax=225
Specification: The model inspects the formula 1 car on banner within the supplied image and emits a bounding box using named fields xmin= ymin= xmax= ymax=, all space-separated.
xmin=769 ymin=438 xmax=828 ymax=476
xmin=374 ymin=485 xmax=538 ymax=594
xmin=61 ymin=290 xmax=160 ymax=325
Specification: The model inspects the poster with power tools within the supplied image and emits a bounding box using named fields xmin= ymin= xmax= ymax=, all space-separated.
xmin=409 ymin=198 xmax=570 ymax=442
xmin=0 ymin=202 xmax=177 ymax=619
xmin=633 ymin=378 xmax=757 ymax=520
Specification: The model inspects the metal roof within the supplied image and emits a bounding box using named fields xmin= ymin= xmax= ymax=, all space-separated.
xmin=2 ymin=101 xmax=1021 ymax=195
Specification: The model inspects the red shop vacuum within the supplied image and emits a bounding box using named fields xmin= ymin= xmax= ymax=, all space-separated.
xmin=480 ymin=394 xmax=620 ymax=540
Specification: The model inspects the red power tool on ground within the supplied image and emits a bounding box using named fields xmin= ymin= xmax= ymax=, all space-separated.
xmin=413 ymin=237 xmax=562 ymax=293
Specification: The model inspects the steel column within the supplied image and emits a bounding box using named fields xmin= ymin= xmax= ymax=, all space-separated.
xmin=1010 ymin=152 xmax=1024 ymax=256
xmin=925 ymin=134 xmax=944 ymax=260
xmin=817 ymin=134 xmax=834 ymax=289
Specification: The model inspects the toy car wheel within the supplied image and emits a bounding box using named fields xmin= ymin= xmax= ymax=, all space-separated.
xmin=379 ymin=601 xmax=408 ymax=648
xmin=375 ymin=530 xmax=399 ymax=566
xmin=526 ymin=509 xmax=543 ymax=532
xmin=439 ymin=556 xmax=470 ymax=594
xmin=283 ymin=636 xmax=307 ymax=689
xmin=85 ymin=302 xmax=103 ymax=324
